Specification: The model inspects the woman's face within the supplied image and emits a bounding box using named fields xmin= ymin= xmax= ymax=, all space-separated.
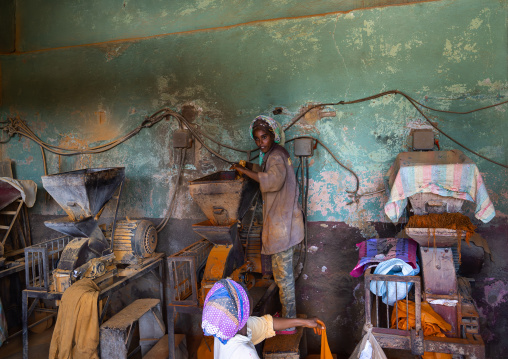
xmin=253 ymin=128 xmax=275 ymax=153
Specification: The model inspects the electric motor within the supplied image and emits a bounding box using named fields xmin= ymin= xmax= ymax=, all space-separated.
xmin=112 ymin=219 xmax=157 ymax=264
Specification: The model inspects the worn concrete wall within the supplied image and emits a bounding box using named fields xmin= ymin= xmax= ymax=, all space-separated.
xmin=15 ymin=0 xmax=432 ymax=51
xmin=1 ymin=0 xmax=507 ymax=357
xmin=0 ymin=0 xmax=16 ymax=54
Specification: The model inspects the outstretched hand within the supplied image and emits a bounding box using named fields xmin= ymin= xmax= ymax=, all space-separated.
xmin=302 ymin=318 xmax=326 ymax=335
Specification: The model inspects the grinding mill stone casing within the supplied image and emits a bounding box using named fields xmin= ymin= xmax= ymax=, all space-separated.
xmin=189 ymin=171 xmax=259 ymax=227
xmin=42 ymin=167 xmax=125 ymax=222
xmin=42 ymin=167 xmax=125 ymax=273
xmin=42 ymin=167 xmax=125 ymax=239
xmin=192 ymin=220 xmax=238 ymax=245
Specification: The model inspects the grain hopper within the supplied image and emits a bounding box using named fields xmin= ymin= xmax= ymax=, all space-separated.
xmin=41 ymin=167 xmax=158 ymax=292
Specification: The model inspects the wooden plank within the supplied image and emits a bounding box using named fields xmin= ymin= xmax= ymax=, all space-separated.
xmin=101 ymin=299 xmax=160 ymax=330
xmin=420 ymin=247 xmax=457 ymax=296
xmin=144 ymin=335 xmax=170 ymax=359
xmin=145 ymin=334 xmax=187 ymax=359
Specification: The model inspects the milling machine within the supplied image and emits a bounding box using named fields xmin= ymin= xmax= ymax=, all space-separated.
xmin=166 ymin=168 xmax=292 ymax=359
xmin=167 ymin=168 xmax=276 ymax=306
xmin=38 ymin=167 xmax=160 ymax=293
xmin=189 ymin=169 xmax=268 ymax=301
xmin=365 ymin=149 xmax=487 ymax=358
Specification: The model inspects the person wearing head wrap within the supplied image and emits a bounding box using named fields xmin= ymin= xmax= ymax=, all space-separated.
xmin=248 ymin=115 xmax=286 ymax=166
xmin=202 ymin=279 xmax=250 ymax=345
xmin=231 ymin=115 xmax=304 ymax=334
xmin=201 ymin=279 xmax=324 ymax=359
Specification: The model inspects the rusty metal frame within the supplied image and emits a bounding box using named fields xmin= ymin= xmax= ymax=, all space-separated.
xmin=22 ymin=257 xmax=164 ymax=359
xmin=24 ymin=236 xmax=72 ymax=290
xmin=0 ymin=200 xmax=33 ymax=280
xmin=166 ymin=256 xmax=199 ymax=306
xmin=165 ymin=239 xmax=213 ymax=306
xmin=364 ymin=268 xmax=485 ymax=359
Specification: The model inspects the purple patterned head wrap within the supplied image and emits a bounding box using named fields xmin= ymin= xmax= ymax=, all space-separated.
xmin=201 ymin=279 xmax=250 ymax=344
xmin=249 ymin=115 xmax=285 ymax=165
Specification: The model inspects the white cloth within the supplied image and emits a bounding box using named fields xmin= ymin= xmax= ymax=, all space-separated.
xmin=0 ymin=177 xmax=37 ymax=208
xmin=370 ymin=258 xmax=420 ymax=306
xmin=213 ymin=315 xmax=276 ymax=359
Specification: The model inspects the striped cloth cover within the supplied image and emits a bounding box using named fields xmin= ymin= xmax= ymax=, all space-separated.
xmin=384 ymin=150 xmax=495 ymax=223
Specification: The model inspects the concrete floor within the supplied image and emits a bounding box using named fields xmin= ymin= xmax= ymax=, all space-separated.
xmin=0 ymin=325 xmax=424 ymax=359
xmin=0 ymin=328 xmax=53 ymax=359
xmin=0 ymin=325 xmax=208 ymax=359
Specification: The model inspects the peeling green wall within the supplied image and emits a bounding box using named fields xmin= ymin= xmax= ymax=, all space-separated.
xmin=1 ymin=0 xmax=508 ymax=356
xmin=1 ymin=0 xmax=506 ymax=225
xmin=16 ymin=0 xmax=430 ymax=51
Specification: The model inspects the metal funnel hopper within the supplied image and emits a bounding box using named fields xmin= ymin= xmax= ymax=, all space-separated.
xmin=42 ymin=167 xmax=125 ymax=239
xmin=189 ymin=171 xmax=259 ymax=227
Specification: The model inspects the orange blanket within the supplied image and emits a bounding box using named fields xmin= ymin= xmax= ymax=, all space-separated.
xmin=391 ymin=300 xmax=452 ymax=359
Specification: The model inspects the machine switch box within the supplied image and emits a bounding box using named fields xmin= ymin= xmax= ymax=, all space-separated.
xmin=294 ymin=138 xmax=314 ymax=157
xmin=172 ymin=129 xmax=193 ymax=148
xmin=412 ymin=129 xmax=434 ymax=151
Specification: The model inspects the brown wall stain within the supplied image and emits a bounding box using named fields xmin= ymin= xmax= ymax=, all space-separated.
xmin=4 ymin=0 xmax=442 ymax=55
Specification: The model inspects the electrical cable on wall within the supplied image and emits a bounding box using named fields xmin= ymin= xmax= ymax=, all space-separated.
xmin=2 ymin=90 xmax=506 ymax=167
xmin=1 ymin=89 xmax=506 ymax=228
xmin=282 ymin=90 xmax=508 ymax=169
xmin=286 ymin=136 xmax=359 ymax=196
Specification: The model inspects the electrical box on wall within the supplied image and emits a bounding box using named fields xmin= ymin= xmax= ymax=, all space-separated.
xmin=172 ymin=129 xmax=193 ymax=148
xmin=294 ymin=138 xmax=314 ymax=157
xmin=412 ymin=129 xmax=434 ymax=151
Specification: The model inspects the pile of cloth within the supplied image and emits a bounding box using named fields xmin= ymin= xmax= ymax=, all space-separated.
xmin=49 ymin=279 xmax=100 ymax=359
xmin=391 ymin=300 xmax=452 ymax=359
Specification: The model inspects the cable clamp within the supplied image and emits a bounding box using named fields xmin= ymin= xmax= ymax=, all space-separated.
xmin=141 ymin=116 xmax=157 ymax=128
xmin=346 ymin=193 xmax=359 ymax=205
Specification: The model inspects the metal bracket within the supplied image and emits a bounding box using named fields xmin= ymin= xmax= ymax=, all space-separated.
xmin=411 ymin=329 xmax=425 ymax=356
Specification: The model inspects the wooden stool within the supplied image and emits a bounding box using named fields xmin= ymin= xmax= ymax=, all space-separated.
xmin=100 ymin=298 xmax=165 ymax=359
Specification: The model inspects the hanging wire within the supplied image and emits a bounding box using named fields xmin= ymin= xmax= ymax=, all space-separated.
xmin=283 ymin=90 xmax=508 ymax=168
xmin=156 ymin=147 xmax=187 ymax=233
xmin=286 ymin=136 xmax=359 ymax=196
xmin=2 ymin=90 xmax=506 ymax=167
xmin=1 ymin=89 xmax=506 ymax=229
